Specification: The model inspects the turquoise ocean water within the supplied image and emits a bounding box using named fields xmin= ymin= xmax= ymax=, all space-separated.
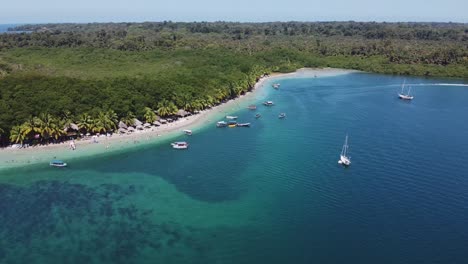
xmin=1 ymin=73 xmax=468 ymax=263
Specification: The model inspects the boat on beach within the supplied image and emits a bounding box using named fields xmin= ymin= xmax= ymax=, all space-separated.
xmin=255 ymin=114 xmax=261 ymax=119
xmin=237 ymin=123 xmax=251 ymax=127
xmin=183 ymin=129 xmax=192 ymax=135
xmin=398 ymin=80 xmax=414 ymax=100
xmin=263 ymin=101 xmax=274 ymax=106
xmin=338 ymin=135 xmax=351 ymax=166
xmin=50 ymin=160 xmax=67 ymax=167
xmin=226 ymin=115 xmax=238 ymax=119
xmin=278 ymin=113 xmax=286 ymax=119
xmin=171 ymin=142 xmax=189 ymax=149
xmin=217 ymin=121 xmax=228 ymax=127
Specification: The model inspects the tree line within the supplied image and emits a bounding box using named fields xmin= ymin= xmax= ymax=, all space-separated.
xmin=0 ymin=21 xmax=466 ymax=146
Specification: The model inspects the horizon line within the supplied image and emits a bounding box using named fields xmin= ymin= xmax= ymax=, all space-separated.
xmin=2 ymin=20 xmax=467 ymax=25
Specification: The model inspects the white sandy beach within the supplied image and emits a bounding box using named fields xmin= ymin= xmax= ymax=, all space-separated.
xmin=0 ymin=68 xmax=357 ymax=170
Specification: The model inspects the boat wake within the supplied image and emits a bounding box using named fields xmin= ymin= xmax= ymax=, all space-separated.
xmin=429 ymin=83 xmax=468 ymax=87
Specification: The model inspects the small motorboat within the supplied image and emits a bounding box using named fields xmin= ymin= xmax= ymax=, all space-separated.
xmin=255 ymin=114 xmax=261 ymax=119
xmin=263 ymin=101 xmax=274 ymax=106
xmin=237 ymin=123 xmax=251 ymax=127
xmin=278 ymin=113 xmax=286 ymax=119
xmin=228 ymin=121 xmax=237 ymax=127
xmin=272 ymin=83 xmax=280 ymax=89
xmin=50 ymin=160 xmax=67 ymax=167
xmin=226 ymin=115 xmax=238 ymax=120
xmin=171 ymin=142 xmax=189 ymax=149
xmin=247 ymin=105 xmax=257 ymax=110
xmin=183 ymin=129 xmax=192 ymax=135
xmin=217 ymin=121 xmax=228 ymax=127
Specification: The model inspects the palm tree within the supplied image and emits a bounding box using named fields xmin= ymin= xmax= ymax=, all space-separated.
xmin=106 ymin=109 xmax=118 ymax=129
xmin=191 ymin=100 xmax=203 ymax=111
xmin=21 ymin=116 xmax=40 ymax=138
xmin=35 ymin=113 xmax=57 ymax=141
xmin=10 ymin=125 xmax=26 ymax=144
xmin=94 ymin=111 xmax=116 ymax=133
xmin=143 ymin=107 xmax=157 ymax=123
xmin=121 ymin=112 xmax=136 ymax=126
xmin=77 ymin=113 xmax=93 ymax=134
xmin=157 ymin=99 xmax=177 ymax=117
xmin=90 ymin=115 xmax=106 ymax=134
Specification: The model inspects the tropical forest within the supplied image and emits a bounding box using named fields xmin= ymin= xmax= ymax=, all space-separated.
xmin=0 ymin=21 xmax=467 ymax=145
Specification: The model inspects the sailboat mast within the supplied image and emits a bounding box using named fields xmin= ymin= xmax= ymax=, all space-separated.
xmin=343 ymin=135 xmax=348 ymax=156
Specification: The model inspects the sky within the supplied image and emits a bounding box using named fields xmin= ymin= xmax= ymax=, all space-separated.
xmin=1 ymin=0 xmax=467 ymax=24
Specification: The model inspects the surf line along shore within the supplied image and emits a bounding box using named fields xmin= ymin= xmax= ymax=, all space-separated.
xmin=0 ymin=68 xmax=356 ymax=170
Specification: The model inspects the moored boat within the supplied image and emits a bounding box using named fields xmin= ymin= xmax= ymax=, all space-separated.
xmin=226 ymin=115 xmax=238 ymax=119
xmin=50 ymin=160 xmax=67 ymax=167
xmin=272 ymin=83 xmax=280 ymax=89
xmin=228 ymin=121 xmax=237 ymax=127
xmin=247 ymin=105 xmax=257 ymax=110
xmin=171 ymin=142 xmax=189 ymax=149
xmin=278 ymin=113 xmax=286 ymax=119
xmin=183 ymin=129 xmax=192 ymax=135
xmin=217 ymin=121 xmax=227 ymax=127
xmin=263 ymin=101 xmax=274 ymax=106
xmin=255 ymin=114 xmax=261 ymax=119
xmin=237 ymin=123 xmax=251 ymax=127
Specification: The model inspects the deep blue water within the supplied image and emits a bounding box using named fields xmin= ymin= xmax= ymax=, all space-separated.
xmin=0 ymin=73 xmax=467 ymax=263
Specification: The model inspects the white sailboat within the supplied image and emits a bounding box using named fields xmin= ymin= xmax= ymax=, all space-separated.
xmin=338 ymin=134 xmax=351 ymax=166
xmin=398 ymin=80 xmax=414 ymax=100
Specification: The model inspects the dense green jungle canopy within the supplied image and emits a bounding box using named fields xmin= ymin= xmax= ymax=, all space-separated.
xmin=0 ymin=22 xmax=466 ymax=145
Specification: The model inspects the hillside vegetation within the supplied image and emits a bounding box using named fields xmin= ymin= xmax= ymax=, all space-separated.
xmin=0 ymin=22 xmax=466 ymax=145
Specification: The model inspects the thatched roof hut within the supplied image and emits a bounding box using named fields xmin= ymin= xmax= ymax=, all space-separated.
xmin=177 ymin=109 xmax=189 ymax=117
xmin=118 ymin=121 xmax=128 ymax=129
xmin=64 ymin=123 xmax=79 ymax=132
xmin=133 ymin=119 xmax=143 ymax=127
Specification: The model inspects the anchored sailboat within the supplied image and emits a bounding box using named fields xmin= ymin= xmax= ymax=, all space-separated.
xmin=338 ymin=134 xmax=351 ymax=166
xmin=398 ymin=80 xmax=414 ymax=100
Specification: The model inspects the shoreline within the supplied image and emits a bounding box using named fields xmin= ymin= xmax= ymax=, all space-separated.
xmin=0 ymin=68 xmax=356 ymax=170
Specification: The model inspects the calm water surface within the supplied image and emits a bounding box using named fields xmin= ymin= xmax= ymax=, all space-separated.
xmin=1 ymin=73 xmax=468 ymax=263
